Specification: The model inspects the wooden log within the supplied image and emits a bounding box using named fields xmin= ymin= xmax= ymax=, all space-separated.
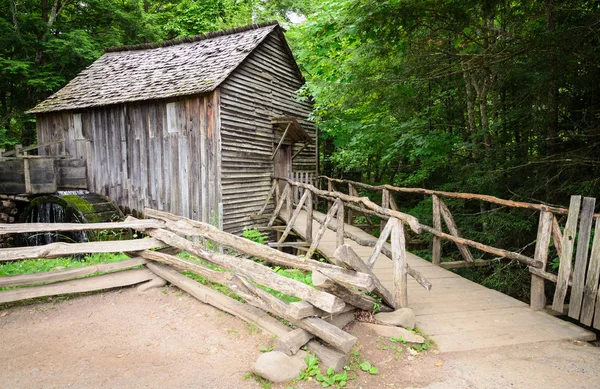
xmin=0 ymin=257 xmax=147 ymax=288
xmin=366 ymin=218 xmax=393 ymax=269
xmin=130 ymin=223 xmax=346 ymax=314
xmin=0 ymin=220 xmax=164 ymax=235
xmin=347 ymin=183 xmax=353 ymax=225
xmin=432 ymin=195 xmax=442 ymax=266
xmin=306 ymin=201 xmax=339 ymax=259
xmin=286 ymin=180 xmax=294 ymax=215
xmin=349 ymin=184 xmax=373 ymax=225
xmin=267 ymin=242 xmax=310 ymax=248
xmin=312 ymin=270 xmax=385 ymax=312
xmin=335 ymin=245 xmax=395 ymax=309
xmin=568 ymin=198 xmax=596 ymax=319
xmin=439 ymin=260 xmax=492 ymax=270
xmin=390 ymin=219 xmax=408 ymax=308
xmin=581 ymin=218 xmax=600 ymax=326
xmin=279 ymin=178 xmax=422 ymax=234
xmin=287 ymin=301 xmax=325 ymax=319
xmin=552 ymin=216 xmax=563 ymax=257
xmin=306 ymin=340 xmax=348 ymax=372
xmin=0 ymin=238 xmax=165 ymax=261
xmin=237 ymin=276 xmax=357 ymax=353
xmin=143 ymin=209 xmax=374 ymax=290
xmin=255 ymin=181 xmax=277 ymax=216
xmin=312 ymin=213 xmax=432 ymax=291
xmin=268 ymin=184 xmax=291 ymax=227
xmin=278 ymin=189 xmax=310 ymax=243
xmin=305 ymin=190 xmax=313 ymax=244
xmin=552 ymin=196 xmax=582 ymax=313
xmin=419 ymin=224 xmax=541 ymax=268
xmin=530 ymin=211 xmax=554 ymax=311
xmin=336 ymin=199 xmax=345 ymax=248
xmin=320 ymin=176 xmax=591 ymax=217
xmin=1 ymin=139 xmax=65 ymax=157
xmin=0 ymin=268 xmax=154 ymax=304
xmin=439 ymin=199 xmax=474 ymax=262
xmin=381 ymin=189 xmax=390 ymax=232
xmin=145 ymin=262 xmax=290 ymax=338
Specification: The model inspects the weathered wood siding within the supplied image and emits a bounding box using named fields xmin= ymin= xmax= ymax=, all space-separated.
xmin=219 ymin=32 xmax=317 ymax=234
xmin=36 ymin=93 xmax=221 ymax=223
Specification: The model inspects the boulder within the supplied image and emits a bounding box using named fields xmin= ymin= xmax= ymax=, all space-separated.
xmin=358 ymin=323 xmax=425 ymax=344
xmin=374 ymin=308 xmax=416 ymax=329
xmin=251 ymin=350 xmax=308 ymax=383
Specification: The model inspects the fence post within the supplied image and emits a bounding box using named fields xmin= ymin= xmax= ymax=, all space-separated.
xmin=347 ymin=183 xmax=354 ymax=225
xmin=306 ymin=188 xmax=313 ymax=244
xmin=432 ymin=195 xmax=442 ymax=266
xmin=381 ymin=189 xmax=390 ymax=232
xmin=327 ymin=179 xmax=335 ymax=211
xmin=530 ymin=211 xmax=553 ymax=310
xmin=391 ymin=218 xmax=408 ymax=308
xmin=286 ymin=182 xmax=293 ymax=215
xmin=336 ymin=199 xmax=345 ymax=248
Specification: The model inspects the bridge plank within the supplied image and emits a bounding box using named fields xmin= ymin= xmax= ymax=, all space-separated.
xmin=553 ymin=196 xmax=582 ymax=313
xmin=568 ymin=197 xmax=596 ymax=319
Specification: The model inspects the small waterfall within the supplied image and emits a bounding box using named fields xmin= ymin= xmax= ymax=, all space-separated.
xmin=21 ymin=200 xmax=88 ymax=247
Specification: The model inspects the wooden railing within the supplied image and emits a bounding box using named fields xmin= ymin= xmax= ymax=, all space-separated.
xmin=254 ymin=177 xmax=432 ymax=309
xmin=0 ymin=209 xmax=403 ymax=365
xmin=318 ymin=176 xmax=600 ymax=319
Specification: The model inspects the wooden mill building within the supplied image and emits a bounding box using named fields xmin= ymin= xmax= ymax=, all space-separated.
xmin=27 ymin=22 xmax=317 ymax=233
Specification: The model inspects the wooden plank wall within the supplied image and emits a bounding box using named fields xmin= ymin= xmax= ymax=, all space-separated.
xmin=219 ymin=32 xmax=317 ymax=234
xmin=35 ymin=94 xmax=221 ymax=223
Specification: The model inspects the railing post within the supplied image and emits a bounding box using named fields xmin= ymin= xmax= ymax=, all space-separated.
xmin=305 ymin=188 xmax=313 ymax=244
xmin=391 ymin=218 xmax=408 ymax=308
xmin=432 ymin=195 xmax=442 ymax=266
xmin=347 ymin=183 xmax=354 ymax=225
xmin=336 ymin=199 xmax=344 ymax=248
xmin=530 ymin=211 xmax=553 ymax=310
xmin=327 ymin=179 xmax=335 ymax=211
xmin=381 ymin=188 xmax=390 ymax=232
xmin=286 ymin=182 xmax=293 ymax=215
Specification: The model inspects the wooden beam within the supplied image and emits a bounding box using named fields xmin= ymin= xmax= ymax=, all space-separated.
xmin=306 ymin=201 xmax=339 ymax=260
xmin=312 ymin=270 xmax=385 ymax=312
xmin=439 ymin=199 xmax=474 ymax=262
xmin=391 ymin=219 xmax=408 ymax=308
xmin=366 ymin=218 xmax=393 ymax=269
xmin=0 ymin=257 xmax=147 ymax=288
xmin=432 ymin=195 xmax=442 ymax=266
xmin=1 ymin=139 xmax=65 ymax=157
xmin=439 ymin=260 xmax=493 ymax=270
xmin=530 ymin=211 xmax=554 ymax=311
xmin=271 ymin=123 xmax=291 ymax=160
xmin=568 ymin=197 xmax=596 ymax=319
xmin=278 ymin=189 xmax=310 ymax=243
xmin=0 ymin=220 xmax=164 ymax=235
xmin=146 ymin=262 xmax=290 ymax=338
xmin=581 ymin=218 xmax=600 ymax=326
xmin=0 ymin=268 xmax=155 ymax=304
xmin=0 ymin=238 xmax=165 ymax=261
xmin=143 ymin=209 xmax=375 ymax=290
xmin=552 ymin=196 xmax=582 ymax=313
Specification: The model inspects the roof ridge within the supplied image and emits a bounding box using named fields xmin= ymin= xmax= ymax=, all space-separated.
xmin=105 ymin=21 xmax=280 ymax=53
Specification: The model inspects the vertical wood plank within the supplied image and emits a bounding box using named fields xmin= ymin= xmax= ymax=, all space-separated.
xmin=391 ymin=219 xmax=408 ymax=308
xmin=581 ymin=218 xmax=600 ymax=326
xmin=552 ymin=195 xmax=582 ymax=313
xmin=305 ymin=188 xmax=313 ymax=244
xmin=327 ymin=179 xmax=334 ymax=210
xmin=568 ymin=197 xmax=596 ymax=319
xmin=336 ymin=199 xmax=344 ymax=248
xmin=347 ymin=183 xmax=353 ymax=225
xmin=200 ymin=97 xmax=208 ymax=222
xmin=530 ymin=211 xmax=554 ymax=311
xmin=432 ymin=195 xmax=442 ymax=266
xmin=381 ymin=189 xmax=390 ymax=232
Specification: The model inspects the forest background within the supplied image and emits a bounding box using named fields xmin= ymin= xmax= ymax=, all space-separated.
xmin=2 ymin=0 xmax=599 ymax=298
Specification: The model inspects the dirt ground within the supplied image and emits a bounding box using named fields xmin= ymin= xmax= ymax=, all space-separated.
xmin=1 ymin=286 xmax=600 ymax=389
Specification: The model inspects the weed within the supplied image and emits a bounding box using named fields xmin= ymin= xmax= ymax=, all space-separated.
xmin=247 ymin=322 xmax=259 ymax=334
xmin=359 ymin=361 xmax=378 ymax=375
xmin=297 ymin=355 xmax=349 ymax=388
xmin=243 ymin=228 xmax=267 ymax=245
xmin=259 ymin=345 xmax=274 ymax=352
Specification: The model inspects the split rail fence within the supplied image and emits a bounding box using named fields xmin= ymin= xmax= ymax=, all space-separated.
xmin=0 ymin=209 xmax=405 ymax=369
xmin=316 ymin=176 xmax=600 ymax=329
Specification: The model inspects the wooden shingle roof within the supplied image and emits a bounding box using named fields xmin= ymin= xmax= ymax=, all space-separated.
xmin=28 ymin=22 xmax=283 ymax=113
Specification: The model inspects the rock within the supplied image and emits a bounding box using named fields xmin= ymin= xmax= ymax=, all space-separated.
xmin=358 ymin=323 xmax=425 ymax=344
xmin=374 ymin=308 xmax=416 ymax=329
xmin=251 ymin=351 xmax=308 ymax=383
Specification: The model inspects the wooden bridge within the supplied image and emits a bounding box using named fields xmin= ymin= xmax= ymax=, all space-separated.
xmin=257 ymin=176 xmax=597 ymax=352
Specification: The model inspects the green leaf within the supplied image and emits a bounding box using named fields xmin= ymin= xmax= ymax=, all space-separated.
xmin=369 ymin=366 xmax=379 ymax=375
xmin=359 ymin=361 xmax=371 ymax=371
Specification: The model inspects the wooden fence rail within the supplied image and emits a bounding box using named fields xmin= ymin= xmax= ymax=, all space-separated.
xmin=0 ymin=210 xmax=402 ymax=366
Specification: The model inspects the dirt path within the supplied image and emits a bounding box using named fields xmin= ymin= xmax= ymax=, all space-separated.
xmin=1 ymin=287 xmax=599 ymax=389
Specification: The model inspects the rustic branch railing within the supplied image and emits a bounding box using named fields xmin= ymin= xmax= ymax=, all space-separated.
xmin=254 ymin=177 xmax=433 ymax=309
xmin=317 ymin=177 xmax=600 ymax=323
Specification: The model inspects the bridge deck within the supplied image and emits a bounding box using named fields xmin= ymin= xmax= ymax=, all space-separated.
xmin=279 ymin=209 xmax=595 ymax=353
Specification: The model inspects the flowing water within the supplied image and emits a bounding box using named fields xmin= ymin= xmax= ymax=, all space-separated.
xmin=20 ymin=200 xmax=88 ymax=246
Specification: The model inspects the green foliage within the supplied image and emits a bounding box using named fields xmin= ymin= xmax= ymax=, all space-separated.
xmin=297 ymin=354 xmax=349 ymax=387
xmin=242 ymin=227 xmax=267 ymax=245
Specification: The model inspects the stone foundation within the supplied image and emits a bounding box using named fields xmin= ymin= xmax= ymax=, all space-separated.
xmin=0 ymin=199 xmax=18 ymax=248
